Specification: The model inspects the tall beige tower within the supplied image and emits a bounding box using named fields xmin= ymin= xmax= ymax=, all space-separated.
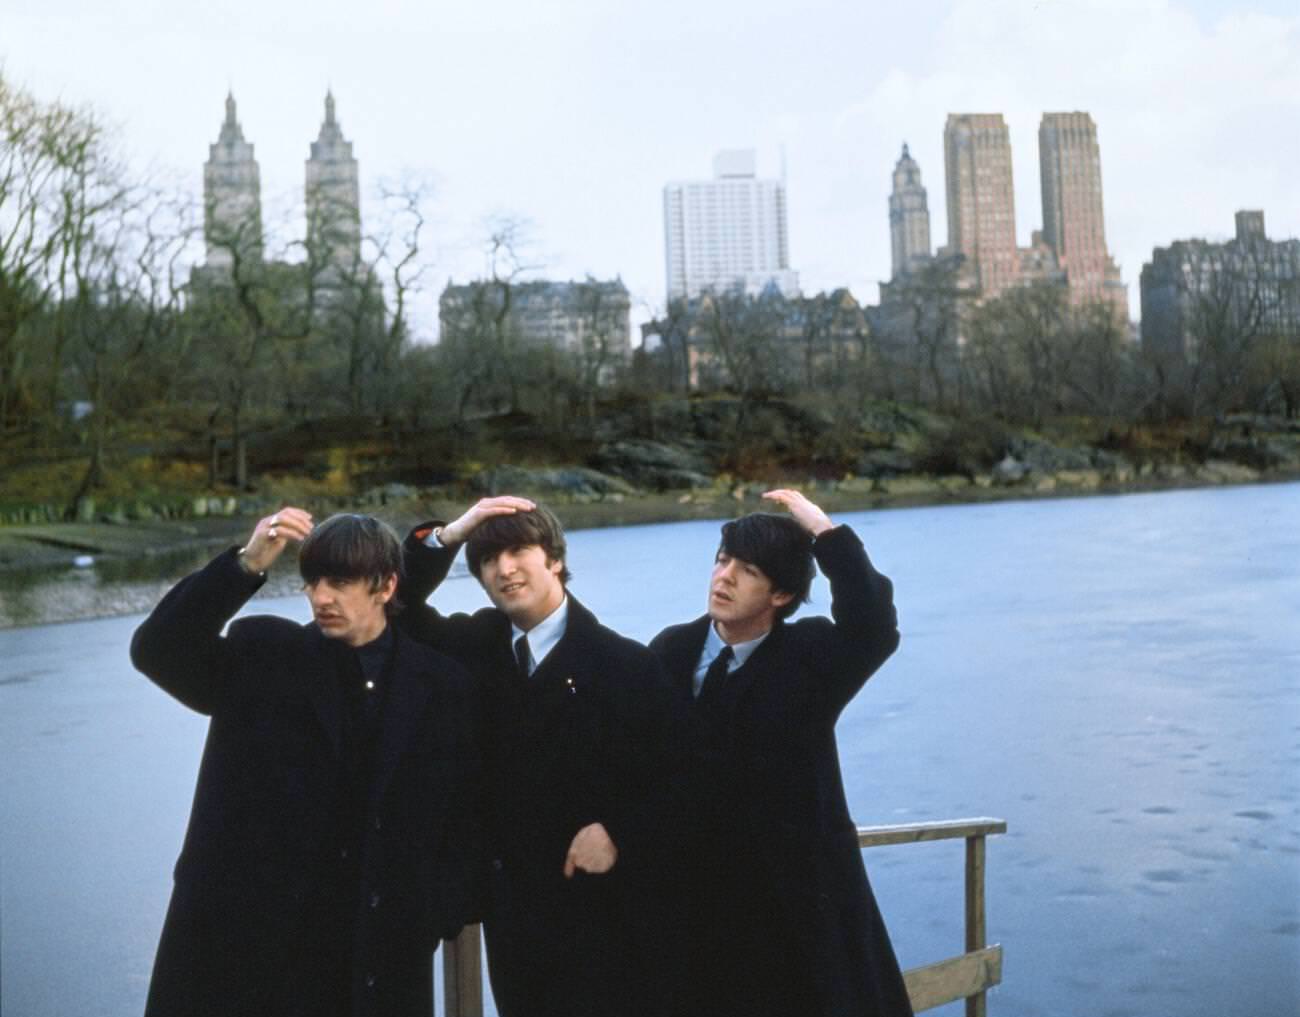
xmin=203 ymin=93 xmax=263 ymax=269
xmin=305 ymin=91 xmax=361 ymax=284
xmin=944 ymin=114 xmax=1019 ymax=299
xmin=889 ymin=143 xmax=931 ymax=279
xmin=1038 ymin=112 xmax=1127 ymax=317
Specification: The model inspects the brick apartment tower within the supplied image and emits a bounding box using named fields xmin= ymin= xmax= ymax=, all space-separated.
xmin=889 ymin=143 xmax=931 ymax=278
xmin=944 ymin=114 xmax=1019 ymax=299
xmin=1038 ymin=112 xmax=1127 ymax=317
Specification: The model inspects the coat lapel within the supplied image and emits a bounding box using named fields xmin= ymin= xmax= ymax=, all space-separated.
xmin=666 ymin=617 xmax=713 ymax=700
xmin=530 ymin=595 xmax=596 ymax=690
xmin=718 ymin=620 xmax=785 ymax=707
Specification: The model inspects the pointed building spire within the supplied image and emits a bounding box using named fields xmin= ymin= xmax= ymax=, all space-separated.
xmin=889 ymin=141 xmax=931 ymax=279
xmin=216 ymin=91 xmax=248 ymax=146
xmin=324 ymin=90 xmax=336 ymax=126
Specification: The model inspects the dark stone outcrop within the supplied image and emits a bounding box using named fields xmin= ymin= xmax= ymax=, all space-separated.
xmin=589 ymin=440 xmax=713 ymax=491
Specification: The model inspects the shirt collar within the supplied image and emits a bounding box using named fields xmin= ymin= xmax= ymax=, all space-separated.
xmin=511 ymin=595 xmax=569 ymax=674
xmin=696 ymin=621 xmax=764 ymax=686
xmin=707 ymin=621 xmax=764 ymax=671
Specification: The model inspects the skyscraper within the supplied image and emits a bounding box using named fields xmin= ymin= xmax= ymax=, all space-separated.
xmin=943 ymin=114 xmax=1019 ymax=299
xmin=203 ymin=93 xmax=263 ymax=269
xmin=889 ymin=143 xmax=931 ymax=279
xmin=1038 ymin=112 xmax=1127 ymax=316
xmin=305 ymin=92 xmax=361 ymax=284
xmin=662 ymin=149 xmax=798 ymax=302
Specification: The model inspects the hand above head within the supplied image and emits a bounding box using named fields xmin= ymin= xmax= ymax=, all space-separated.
xmin=239 ymin=506 xmax=314 ymax=574
xmin=563 ymin=822 xmax=618 ymax=878
xmin=762 ymin=489 xmax=834 ymax=538
xmin=438 ymin=495 xmax=536 ymax=547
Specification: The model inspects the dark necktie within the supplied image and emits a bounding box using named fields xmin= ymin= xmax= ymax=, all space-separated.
xmin=697 ymin=645 xmax=734 ymax=704
xmin=514 ymin=634 xmax=532 ymax=679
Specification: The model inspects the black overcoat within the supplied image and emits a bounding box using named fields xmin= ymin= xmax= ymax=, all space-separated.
xmin=648 ymin=524 xmax=913 ymax=1017
xmin=130 ymin=548 xmax=481 ymax=1017
xmin=398 ymin=528 xmax=679 ymax=1017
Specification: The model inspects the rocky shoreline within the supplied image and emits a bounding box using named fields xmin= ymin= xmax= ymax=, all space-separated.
xmin=3 ymin=408 xmax=1296 ymax=617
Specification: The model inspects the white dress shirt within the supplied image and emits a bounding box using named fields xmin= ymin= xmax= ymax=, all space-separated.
xmin=512 ymin=596 xmax=569 ymax=676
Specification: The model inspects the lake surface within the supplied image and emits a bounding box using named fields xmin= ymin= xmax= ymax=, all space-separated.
xmin=2 ymin=483 xmax=1297 ymax=1016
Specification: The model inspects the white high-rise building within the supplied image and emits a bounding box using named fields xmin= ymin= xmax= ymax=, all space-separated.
xmin=662 ymin=149 xmax=798 ymax=302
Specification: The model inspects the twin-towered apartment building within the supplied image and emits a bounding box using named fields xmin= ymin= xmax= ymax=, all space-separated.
xmin=200 ymin=91 xmax=361 ymax=291
xmin=889 ymin=111 xmax=1127 ymax=318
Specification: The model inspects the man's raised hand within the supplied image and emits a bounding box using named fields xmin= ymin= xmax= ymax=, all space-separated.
xmin=240 ymin=506 xmax=314 ymax=574
xmin=438 ymin=495 xmax=536 ymax=547
xmin=762 ymin=489 xmax=833 ymax=537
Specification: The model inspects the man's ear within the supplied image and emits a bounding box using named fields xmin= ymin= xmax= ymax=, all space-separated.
xmin=771 ymin=589 xmax=794 ymax=609
xmin=377 ymin=573 xmax=398 ymax=604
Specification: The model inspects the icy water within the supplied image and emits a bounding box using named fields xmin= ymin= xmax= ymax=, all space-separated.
xmin=2 ymin=483 xmax=1297 ymax=1016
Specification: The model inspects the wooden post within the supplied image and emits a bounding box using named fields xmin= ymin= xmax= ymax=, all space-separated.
xmin=964 ymin=835 xmax=987 ymax=1017
xmin=442 ymin=924 xmax=483 ymax=1017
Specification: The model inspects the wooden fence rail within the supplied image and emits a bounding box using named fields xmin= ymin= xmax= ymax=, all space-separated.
xmin=857 ymin=817 xmax=1006 ymax=1015
xmin=442 ymin=815 xmax=1007 ymax=1016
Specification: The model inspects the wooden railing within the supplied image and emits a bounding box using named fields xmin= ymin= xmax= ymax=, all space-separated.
xmin=442 ymin=815 xmax=1006 ymax=1017
xmin=858 ymin=817 xmax=1006 ymax=1015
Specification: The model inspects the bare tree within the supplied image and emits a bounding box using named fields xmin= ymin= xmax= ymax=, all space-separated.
xmin=62 ymin=195 xmax=191 ymax=508
xmin=0 ymin=73 xmax=126 ymax=430
xmin=438 ymin=216 xmax=543 ymax=419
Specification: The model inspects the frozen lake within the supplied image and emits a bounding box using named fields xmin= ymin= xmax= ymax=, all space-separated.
xmin=2 ymin=483 xmax=1298 ymax=1016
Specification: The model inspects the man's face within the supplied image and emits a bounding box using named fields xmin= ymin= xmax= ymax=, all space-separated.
xmin=305 ymin=574 xmax=395 ymax=647
xmin=708 ymin=549 xmax=793 ymax=643
xmin=479 ymin=543 xmax=565 ymax=631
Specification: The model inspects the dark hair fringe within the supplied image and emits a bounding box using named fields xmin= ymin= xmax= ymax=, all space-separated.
xmin=718 ymin=513 xmax=815 ymax=621
xmin=465 ymin=505 xmax=571 ymax=585
xmin=298 ymin=514 xmax=405 ymax=615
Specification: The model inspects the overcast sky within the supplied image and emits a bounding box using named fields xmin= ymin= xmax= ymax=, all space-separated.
xmin=5 ymin=0 xmax=1298 ymax=338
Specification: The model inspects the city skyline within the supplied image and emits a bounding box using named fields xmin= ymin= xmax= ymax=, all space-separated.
xmin=4 ymin=0 xmax=1298 ymax=336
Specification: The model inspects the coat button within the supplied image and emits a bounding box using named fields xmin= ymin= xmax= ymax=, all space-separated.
xmin=373 ymin=816 xmax=382 ymax=831
xmin=369 ymin=891 xmax=381 ymax=909
xmin=365 ymin=973 xmax=376 ymax=989
xmin=491 ymin=858 xmax=503 ymax=872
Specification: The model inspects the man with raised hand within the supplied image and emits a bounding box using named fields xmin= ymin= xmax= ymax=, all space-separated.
xmin=130 ymin=509 xmax=480 ymax=1017
xmin=650 ymin=489 xmax=912 ymax=1017
xmin=398 ymin=496 xmax=676 ymax=1017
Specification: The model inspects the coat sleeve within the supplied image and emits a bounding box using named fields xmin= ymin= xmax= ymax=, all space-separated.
xmin=808 ymin=524 xmax=901 ymax=717
xmin=397 ymin=522 xmax=464 ymax=647
xmin=129 ymin=547 xmax=267 ymax=716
